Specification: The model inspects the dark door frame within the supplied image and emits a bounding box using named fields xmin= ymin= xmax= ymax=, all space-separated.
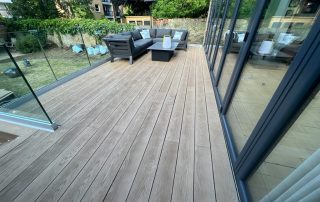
xmin=204 ymin=0 xmax=320 ymax=201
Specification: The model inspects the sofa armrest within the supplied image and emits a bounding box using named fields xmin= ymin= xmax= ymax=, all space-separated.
xmin=103 ymin=35 xmax=134 ymax=57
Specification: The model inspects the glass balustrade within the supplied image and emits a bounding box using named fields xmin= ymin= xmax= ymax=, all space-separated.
xmin=0 ymin=45 xmax=56 ymax=131
xmin=0 ymin=27 xmax=111 ymax=131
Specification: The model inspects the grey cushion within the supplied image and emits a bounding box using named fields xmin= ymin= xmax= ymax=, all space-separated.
xmin=171 ymin=30 xmax=187 ymax=41
xmin=134 ymin=39 xmax=153 ymax=48
xmin=149 ymin=29 xmax=157 ymax=38
xmin=156 ymin=29 xmax=172 ymax=38
xmin=132 ymin=30 xmax=142 ymax=40
xmin=132 ymin=39 xmax=153 ymax=56
xmin=152 ymin=38 xmax=163 ymax=43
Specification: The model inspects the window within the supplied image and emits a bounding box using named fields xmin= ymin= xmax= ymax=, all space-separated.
xmin=144 ymin=21 xmax=151 ymax=26
xmin=94 ymin=4 xmax=100 ymax=12
xmin=137 ymin=21 xmax=143 ymax=26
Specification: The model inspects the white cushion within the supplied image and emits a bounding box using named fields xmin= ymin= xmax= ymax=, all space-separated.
xmin=140 ymin=30 xmax=151 ymax=39
xmin=237 ymin=33 xmax=245 ymax=42
xmin=258 ymin=40 xmax=274 ymax=55
xmin=277 ymin=33 xmax=297 ymax=45
xmin=173 ymin=31 xmax=183 ymax=40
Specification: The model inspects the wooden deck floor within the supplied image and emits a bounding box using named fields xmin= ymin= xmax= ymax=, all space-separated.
xmin=0 ymin=46 xmax=238 ymax=202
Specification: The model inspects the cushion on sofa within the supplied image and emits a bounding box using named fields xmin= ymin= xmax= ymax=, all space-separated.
xmin=140 ymin=30 xmax=151 ymax=39
xmin=149 ymin=29 xmax=157 ymax=38
xmin=156 ymin=29 xmax=172 ymax=38
xmin=152 ymin=38 xmax=163 ymax=43
xmin=134 ymin=39 xmax=153 ymax=48
xmin=171 ymin=30 xmax=187 ymax=41
xmin=132 ymin=30 xmax=142 ymax=40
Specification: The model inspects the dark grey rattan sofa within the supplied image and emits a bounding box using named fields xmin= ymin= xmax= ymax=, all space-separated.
xmin=103 ymin=28 xmax=189 ymax=64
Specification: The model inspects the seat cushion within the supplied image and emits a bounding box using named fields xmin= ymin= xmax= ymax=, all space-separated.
xmin=133 ymin=39 xmax=153 ymax=48
xmin=156 ymin=29 xmax=172 ymax=38
xmin=152 ymin=38 xmax=163 ymax=43
xmin=171 ymin=30 xmax=187 ymax=40
xmin=132 ymin=30 xmax=142 ymax=40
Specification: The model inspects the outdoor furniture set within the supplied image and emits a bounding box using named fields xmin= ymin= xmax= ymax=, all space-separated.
xmin=103 ymin=29 xmax=189 ymax=64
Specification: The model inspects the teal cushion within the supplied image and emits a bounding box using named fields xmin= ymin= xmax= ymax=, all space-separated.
xmin=173 ymin=31 xmax=183 ymax=40
xmin=140 ymin=30 xmax=151 ymax=39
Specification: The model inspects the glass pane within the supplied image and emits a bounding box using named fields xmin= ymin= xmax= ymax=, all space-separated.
xmin=206 ymin=0 xmax=219 ymax=56
xmin=45 ymin=32 xmax=91 ymax=80
xmin=226 ymin=0 xmax=319 ymax=153
xmin=212 ymin=0 xmax=237 ymax=77
xmin=209 ymin=0 xmax=227 ymax=71
xmin=208 ymin=0 xmax=223 ymax=63
xmin=247 ymin=90 xmax=320 ymax=201
xmin=7 ymin=31 xmax=57 ymax=92
xmin=0 ymin=46 xmax=52 ymax=122
xmin=83 ymin=30 xmax=110 ymax=66
xmin=217 ymin=0 xmax=256 ymax=100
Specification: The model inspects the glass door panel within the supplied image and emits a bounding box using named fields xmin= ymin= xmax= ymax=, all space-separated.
xmin=247 ymin=90 xmax=320 ymax=201
xmin=217 ymin=0 xmax=256 ymax=100
xmin=209 ymin=0 xmax=227 ymax=71
xmin=208 ymin=0 xmax=223 ymax=62
xmin=226 ymin=0 xmax=319 ymax=153
xmin=212 ymin=0 xmax=237 ymax=77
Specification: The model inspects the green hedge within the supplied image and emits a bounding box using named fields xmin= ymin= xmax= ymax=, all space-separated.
xmin=2 ymin=18 xmax=135 ymax=36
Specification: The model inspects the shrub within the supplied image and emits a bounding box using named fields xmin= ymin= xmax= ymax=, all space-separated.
xmin=4 ymin=18 xmax=135 ymax=36
xmin=152 ymin=0 xmax=210 ymax=18
xmin=15 ymin=34 xmax=41 ymax=53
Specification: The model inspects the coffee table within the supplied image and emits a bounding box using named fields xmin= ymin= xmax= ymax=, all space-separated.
xmin=147 ymin=42 xmax=179 ymax=62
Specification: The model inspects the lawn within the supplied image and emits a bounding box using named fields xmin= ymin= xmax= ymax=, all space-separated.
xmin=0 ymin=47 xmax=109 ymax=97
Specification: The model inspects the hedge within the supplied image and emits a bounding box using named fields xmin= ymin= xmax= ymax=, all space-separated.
xmin=1 ymin=18 xmax=135 ymax=36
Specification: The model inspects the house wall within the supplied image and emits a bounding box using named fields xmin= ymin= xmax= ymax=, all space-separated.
xmin=91 ymin=0 xmax=105 ymax=19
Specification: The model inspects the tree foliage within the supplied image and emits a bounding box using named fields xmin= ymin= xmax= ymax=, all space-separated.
xmin=152 ymin=0 xmax=209 ymax=18
xmin=8 ymin=0 xmax=59 ymax=19
xmin=8 ymin=0 xmax=94 ymax=19
xmin=55 ymin=0 xmax=94 ymax=18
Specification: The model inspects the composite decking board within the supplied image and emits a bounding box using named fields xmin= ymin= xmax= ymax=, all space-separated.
xmin=200 ymin=48 xmax=239 ymax=202
xmin=171 ymin=47 xmax=196 ymax=202
xmin=40 ymin=60 xmax=170 ymax=202
xmin=147 ymin=49 xmax=190 ymax=202
xmin=3 ymin=63 xmax=157 ymax=201
xmin=0 ymin=59 xmax=138 ymax=160
xmin=0 ymin=123 xmax=37 ymax=158
xmin=16 ymin=59 xmax=126 ymax=114
xmin=0 ymin=56 xmax=155 ymax=193
xmin=79 ymin=59 xmax=175 ymax=201
xmin=194 ymin=48 xmax=216 ymax=202
xmin=19 ymin=58 xmax=165 ymax=200
xmin=114 ymin=51 xmax=186 ymax=202
xmin=0 ymin=47 xmax=238 ymax=202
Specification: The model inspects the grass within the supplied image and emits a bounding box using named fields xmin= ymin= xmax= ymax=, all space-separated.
xmin=0 ymin=47 xmax=108 ymax=97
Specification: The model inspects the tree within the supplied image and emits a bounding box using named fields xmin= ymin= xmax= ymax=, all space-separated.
xmin=55 ymin=0 xmax=93 ymax=18
xmin=8 ymin=0 xmax=59 ymax=19
xmin=152 ymin=0 xmax=209 ymax=18
xmin=110 ymin=0 xmax=127 ymax=21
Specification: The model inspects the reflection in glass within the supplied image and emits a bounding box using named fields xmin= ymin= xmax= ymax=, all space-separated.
xmin=247 ymin=90 xmax=320 ymax=201
xmin=226 ymin=0 xmax=319 ymax=153
xmin=209 ymin=0 xmax=227 ymax=71
xmin=217 ymin=0 xmax=256 ymax=100
xmin=212 ymin=0 xmax=236 ymax=77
